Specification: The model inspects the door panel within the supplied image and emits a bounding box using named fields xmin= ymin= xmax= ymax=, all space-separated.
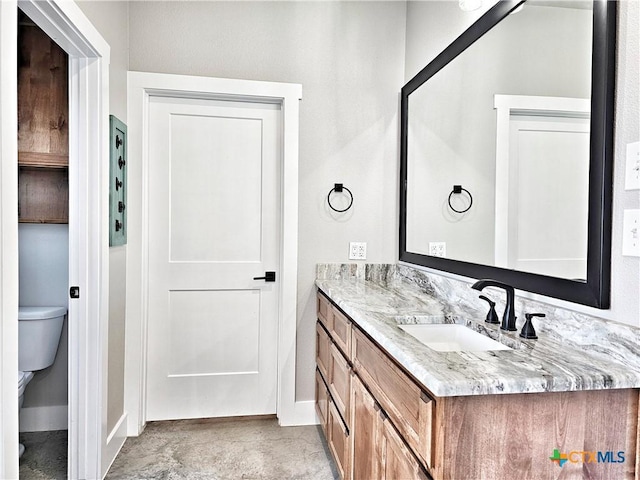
xmin=146 ymin=95 xmax=281 ymax=421
xmin=507 ymin=116 xmax=589 ymax=279
xmin=169 ymin=114 xmax=262 ymax=262
xmin=167 ymin=290 xmax=260 ymax=376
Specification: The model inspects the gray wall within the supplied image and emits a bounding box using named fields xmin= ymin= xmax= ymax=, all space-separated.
xmin=66 ymin=0 xmax=637 ymax=421
xmin=19 ymin=224 xmax=68 ymax=420
xmin=76 ymin=0 xmax=130 ymax=435
xmin=611 ymin=0 xmax=640 ymax=327
xmin=405 ymin=0 xmax=640 ymax=326
xmin=128 ymin=1 xmax=406 ymax=401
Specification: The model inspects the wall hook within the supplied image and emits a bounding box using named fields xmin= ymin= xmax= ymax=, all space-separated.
xmin=327 ymin=183 xmax=354 ymax=213
xmin=448 ymin=185 xmax=473 ymax=213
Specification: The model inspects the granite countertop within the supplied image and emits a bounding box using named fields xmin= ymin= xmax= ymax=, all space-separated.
xmin=316 ymin=276 xmax=640 ymax=397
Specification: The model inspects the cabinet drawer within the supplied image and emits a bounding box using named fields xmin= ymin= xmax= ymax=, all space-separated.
xmin=317 ymin=293 xmax=333 ymax=331
xmin=352 ymin=327 xmax=433 ymax=470
xmin=315 ymin=369 xmax=329 ymax=436
xmin=332 ymin=308 xmax=352 ymax=360
xmin=329 ymin=342 xmax=351 ymax=427
xmin=328 ymin=398 xmax=351 ymax=480
xmin=316 ymin=322 xmax=331 ymax=381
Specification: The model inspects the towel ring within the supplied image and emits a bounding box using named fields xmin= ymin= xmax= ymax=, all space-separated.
xmin=448 ymin=185 xmax=473 ymax=214
xmin=328 ymin=183 xmax=353 ymax=213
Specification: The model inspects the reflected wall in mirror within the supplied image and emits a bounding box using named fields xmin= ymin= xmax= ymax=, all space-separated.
xmin=400 ymin=0 xmax=616 ymax=308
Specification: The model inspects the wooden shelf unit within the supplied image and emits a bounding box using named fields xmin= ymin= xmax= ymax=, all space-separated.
xmin=17 ymin=11 xmax=69 ymax=224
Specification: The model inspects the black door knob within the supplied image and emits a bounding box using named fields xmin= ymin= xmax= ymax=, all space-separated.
xmin=253 ymin=271 xmax=276 ymax=282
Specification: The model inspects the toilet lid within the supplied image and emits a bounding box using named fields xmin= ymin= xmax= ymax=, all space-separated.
xmin=18 ymin=306 xmax=67 ymax=321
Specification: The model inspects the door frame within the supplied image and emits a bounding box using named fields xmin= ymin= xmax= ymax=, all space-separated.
xmin=0 ymin=1 xmax=111 ymax=478
xmin=125 ymin=71 xmax=303 ymax=434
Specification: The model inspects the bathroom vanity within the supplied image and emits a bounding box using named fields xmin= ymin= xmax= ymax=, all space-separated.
xmin=315 ymin=265 xmax=639 ymax=480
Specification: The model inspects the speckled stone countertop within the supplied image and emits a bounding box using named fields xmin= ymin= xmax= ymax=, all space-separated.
xmin=315 ymin=264 xmax=640 ymax=397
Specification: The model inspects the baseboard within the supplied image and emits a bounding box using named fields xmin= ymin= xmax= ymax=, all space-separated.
xmin=19 ymin=405 xmax=68 ymax=432
xmin=102 ymin=413 xmax=128 ymax=479
xmin=278 ymin=400 xmax=318 ymax=427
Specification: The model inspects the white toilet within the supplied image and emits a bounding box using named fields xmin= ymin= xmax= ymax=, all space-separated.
xmin=18 ymin=306 xmax=67 ymax=458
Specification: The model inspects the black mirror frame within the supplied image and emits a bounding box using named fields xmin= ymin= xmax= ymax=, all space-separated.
xmin=399 ymin=0 xmax=616 ymax=308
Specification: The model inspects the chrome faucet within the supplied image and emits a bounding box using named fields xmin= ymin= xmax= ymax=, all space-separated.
xmin=471 ymin=279 xmax=516 ymax=331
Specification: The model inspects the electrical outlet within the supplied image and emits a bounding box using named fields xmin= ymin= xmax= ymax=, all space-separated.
xmin=349 ymin=242 xmax=367 ymax=260
xmin=622 ymin=209 xmax=640 ymax=257
xmin=625 ymin=141 xmax=640 ymax=190
xmin=428 ymin=242 xmax=446 ymax=257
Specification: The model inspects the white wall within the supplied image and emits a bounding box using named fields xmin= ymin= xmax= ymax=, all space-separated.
xmin=128 ymin=1 xmax=405 ymax=402
xmin=405 ymin=0 xmax=640 ymax=327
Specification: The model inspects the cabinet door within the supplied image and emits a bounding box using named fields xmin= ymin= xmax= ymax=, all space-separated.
xmin=381 ymin=417 xmax=430 ymax=480
xmin=353 ymin=327 xmax=433 ymax=469
xmin=332 ymin=308 xmax=352 ymax=359
xmin=315 ymin=369 xmax=329 ymax=436
xmin=329 ymin=342 xmax=351 ymax=426
xmin=328 ymin=399 xmax=351 ymax=480
xmin=316 ymin=322 xmax=331 ymax=382
xmin=351 ymin=374 xmax=381 ymax=480
xmin=317 ymin=292 xmax=334 ymax=331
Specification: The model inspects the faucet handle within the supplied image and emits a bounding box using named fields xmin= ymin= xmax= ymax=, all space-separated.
xmin=520 ymin=313 xmax=545 ymax=339
xmin=478 ymin=295 xmax=500 ymax=324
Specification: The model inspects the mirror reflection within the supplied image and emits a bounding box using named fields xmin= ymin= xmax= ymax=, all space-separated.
xmin=406 ymin=0 xmax=593 ymax=280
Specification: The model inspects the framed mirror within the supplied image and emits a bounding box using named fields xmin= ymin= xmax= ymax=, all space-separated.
xmin=399 ymin=0 xmax=616 ymax=308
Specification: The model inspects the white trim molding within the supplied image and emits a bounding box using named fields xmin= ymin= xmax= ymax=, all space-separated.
xmin=0 ymin=2 xmax=20 ymax=478
xmin=125 ymin=72 xmax=302 ymax=435
xmin=2 ymin=1 xmax=112 ymax=478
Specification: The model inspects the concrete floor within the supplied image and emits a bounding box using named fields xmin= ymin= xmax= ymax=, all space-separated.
xmin=19 ymin=417 xmax=337 ymax=480
xmin=107 ymin=416 xmax=337 ymax=480
xmin=19 ymin=430 xmax=67 ymax=480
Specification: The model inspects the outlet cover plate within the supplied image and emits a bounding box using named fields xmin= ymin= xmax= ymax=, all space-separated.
xmin=429 ymin=242 xmax=446 ymax=257
xmin=349 ymin=242 xmax=367 ymax=260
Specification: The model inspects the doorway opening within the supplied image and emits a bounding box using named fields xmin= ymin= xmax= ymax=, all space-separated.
xmin=17 ymin=10 xmax=69 ymax=477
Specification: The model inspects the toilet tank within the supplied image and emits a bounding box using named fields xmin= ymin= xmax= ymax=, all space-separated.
xmin=18 ymin=306 xmax=66 ymax=371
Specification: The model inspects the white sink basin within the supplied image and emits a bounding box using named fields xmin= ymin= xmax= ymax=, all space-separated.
xmin=398 ymin=324 xmax=511 ymax=352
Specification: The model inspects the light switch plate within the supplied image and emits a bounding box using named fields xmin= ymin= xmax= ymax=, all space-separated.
xmin=622 ymin=209 xmax=640 ymax=257
xmin=625 ymin=141 xmax=640 ymax=190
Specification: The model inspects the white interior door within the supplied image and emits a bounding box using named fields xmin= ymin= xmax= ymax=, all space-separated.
xmin=506 ymin=115 xmax=589 ymax=279
xmin=146 ymin=95 xmax=281 ymax=421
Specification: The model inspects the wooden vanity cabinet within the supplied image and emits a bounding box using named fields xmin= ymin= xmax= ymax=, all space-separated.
xmin=317 ymin=291 xmax=430 ymax=479
xmin=317 ymin=290 xmax=639 ymax=480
